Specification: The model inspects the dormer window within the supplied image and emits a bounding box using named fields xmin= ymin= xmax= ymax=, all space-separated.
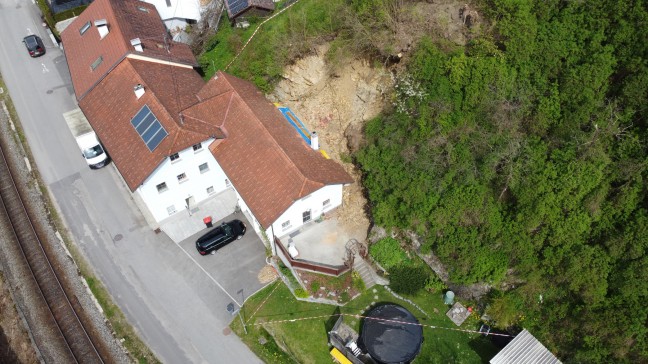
xmin=169 ymin=153 xmax=180 ymax=162
xmin=192 ymin=143 xmax=202 ymax=152
xmin=130 ymin=38 xmax=143 ymax=52
xmin=94 ymin=19 xmax=109 ymax=39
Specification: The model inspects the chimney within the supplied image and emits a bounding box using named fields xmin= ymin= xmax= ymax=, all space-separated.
xmin=310 ymin=131 xmax=319 ymax=150
xmin=95 ymin=19 xmax=109 ymax=39
xmin=134 ymin=84 xmax=145 ymax=99
xmin=130 ymin=38 xmax=143 ymax=52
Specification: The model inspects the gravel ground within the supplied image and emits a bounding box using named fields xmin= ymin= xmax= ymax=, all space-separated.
xmin=0 ymin=95 xmax=131 ymax=363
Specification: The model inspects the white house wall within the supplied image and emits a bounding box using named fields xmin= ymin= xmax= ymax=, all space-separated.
xmin=141 ymin=0 xmax=201 ymax=22
xmin=271 ymin=184 xmax=344 ymax=238
xmin=136 ymin=138 xmax=231 ymax=222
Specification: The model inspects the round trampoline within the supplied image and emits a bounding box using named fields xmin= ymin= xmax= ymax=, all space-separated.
xmin=360 ymin=304 xmax=423 ymax=364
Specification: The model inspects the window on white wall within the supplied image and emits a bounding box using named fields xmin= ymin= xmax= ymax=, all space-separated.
xmin=199 ymin=163 xmax=209 ymax=174
xmin=167 ymin=205 xmax=176 ymax=215
xmin=225 ymin=179 xmax=231 ymax=187
xmin=323 ymin=199 xmax=331 ymax=207
xmin=156 ymin=182 xmax=168 ymax=193
xmin=193 ymin=143 xmax=202 ymax=152
xmin=207 ymin=186 xmax=215 ymax=194
xmin=281 ymin=220 xmax=291 ymax=231
xmin=177 ymin=173 xmax=187 ymax=183
xmin=170 ymin=153 xmax=180 ymax=162
xmin=303 ymin=210 xmax=312 ymax=223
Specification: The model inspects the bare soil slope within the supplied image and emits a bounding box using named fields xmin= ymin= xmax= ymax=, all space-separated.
xmin=267 ymin=0 xmax=476 ymax=243
xmin=270 ymin=43 xmax=392 ymax=242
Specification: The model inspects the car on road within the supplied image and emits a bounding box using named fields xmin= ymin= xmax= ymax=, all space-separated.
xmin=23 ymin=35 xmax=45 ymax=57
xmin=196 ymin=220 xmax=246 ymax=255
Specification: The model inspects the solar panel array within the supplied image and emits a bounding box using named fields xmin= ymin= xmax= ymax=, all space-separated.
xmin=227 ymin=0 xmax=249 ymax=17
xmin=131 ymin=105 xmax=168 ymax=151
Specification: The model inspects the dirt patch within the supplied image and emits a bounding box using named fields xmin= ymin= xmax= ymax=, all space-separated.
xmin=258 ymin=265 xmax=279 ymax=284
xmin=295 ymin=269 xmax=361 ymax=304
xmin=270 ymin=43 xmax=392 ymax=244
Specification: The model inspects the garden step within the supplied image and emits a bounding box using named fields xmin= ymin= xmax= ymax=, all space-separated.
xmin=354 ymin=259 xmax=376 ymax=289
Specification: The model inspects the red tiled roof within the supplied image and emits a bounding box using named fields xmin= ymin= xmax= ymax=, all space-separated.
xmin=79 ymin=58 xmax=217 ymax=190
xmin=65 ymin=0 xmax=351 ymax=227
xmin=61 ymin=0 xmax=196 ymax=100
xmin=185 ymin=72 xmax=353 ymax=228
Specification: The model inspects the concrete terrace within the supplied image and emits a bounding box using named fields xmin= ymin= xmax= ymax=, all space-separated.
xmin=159 ymin=188 xmax=238 ymax=242
xmin=278 ymin=215 xmax=353 ymax=266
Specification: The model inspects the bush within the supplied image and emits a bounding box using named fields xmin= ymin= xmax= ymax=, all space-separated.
xmin=369 ymin=237 xmax=410 ymax=270
xmin=339 ymin=291 xmax=350 ymax=303
xmin=389 ymin=265 xmax=429 ymax=295
xmin=294 ymin=288 xmax=310 ymax=298
xmin=310 ymin=281 xmax=320 ymax=292
xmin=424 ymin=274 xmax=446 ymax=293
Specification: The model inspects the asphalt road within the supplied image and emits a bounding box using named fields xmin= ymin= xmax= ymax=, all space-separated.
xmin=0 ymin=1 xmax=265 ymax=363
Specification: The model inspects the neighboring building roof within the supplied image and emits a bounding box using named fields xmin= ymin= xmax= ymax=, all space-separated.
xmin=490 ymin=329 xmax=561 ymax=364
xmin=224 ymin=0 xmax=274 ymax=19
xmin=183 ymin=71 xmax=353 ymax=228
xmin=61 ymin=0 xmax=197 ymax=100
xmin=79 ymin=58 xmax=223 ymax=190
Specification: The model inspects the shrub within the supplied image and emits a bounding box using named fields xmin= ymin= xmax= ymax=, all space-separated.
xmin=310 ymin=281 xmax=320 ymax=293
xmin=294 ymin=288 xmax=310 ymax=298
xmin=339 ymin=291 xmax=350 ymax=303
xmin=369 ymin=237 xmax=410 ymax=270
xmin=389 ymin=265 xmax=429 ymax=295
xmin=424 ymin=274 xmax=446 ymax=293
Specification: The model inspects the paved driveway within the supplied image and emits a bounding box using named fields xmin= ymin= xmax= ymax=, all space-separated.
xmin=178 ymin=214 xmax=268 ymax=305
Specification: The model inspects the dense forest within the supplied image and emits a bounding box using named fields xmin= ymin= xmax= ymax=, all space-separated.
xmin=354 ymin=0 xmax=647 ymax=362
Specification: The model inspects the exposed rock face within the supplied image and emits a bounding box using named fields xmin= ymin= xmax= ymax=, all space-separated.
xmin=270 ymin=44 xmax=394 ymax=244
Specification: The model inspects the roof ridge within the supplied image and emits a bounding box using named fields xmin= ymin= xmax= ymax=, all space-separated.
xmin=220 ymin=73 xmax=313 ymax=193
xmin=107 ymin=0 xmax=131 ymax=61
xmin=180 ymin=90 xmax=234 ymax=134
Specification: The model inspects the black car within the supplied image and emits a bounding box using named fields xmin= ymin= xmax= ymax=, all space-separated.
xmin=195 ymin=219 xmax=246 ymax=255
xmin=23 ymin=35 xmax=45 ymax=57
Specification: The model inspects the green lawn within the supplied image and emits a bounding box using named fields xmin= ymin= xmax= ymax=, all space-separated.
xmin=232 ymin=281 xmax=498 ymax=363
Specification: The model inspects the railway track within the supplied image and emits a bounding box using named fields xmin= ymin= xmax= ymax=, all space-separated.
xmin=0 ymin=140 xmax=105 ymax=363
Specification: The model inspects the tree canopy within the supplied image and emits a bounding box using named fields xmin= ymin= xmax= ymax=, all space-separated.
xmin=356 ymin=0 xmax=648 ymax=361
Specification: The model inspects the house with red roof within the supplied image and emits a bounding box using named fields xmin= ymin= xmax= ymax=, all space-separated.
xmin=61 ymin=0 xmax=352 ymax=246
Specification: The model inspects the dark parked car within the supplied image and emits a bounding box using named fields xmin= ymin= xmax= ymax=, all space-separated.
xmin=23 ymin=35 xmax=45 ymax=57
xmin=196 ymin=219 xmax=246 ymax=255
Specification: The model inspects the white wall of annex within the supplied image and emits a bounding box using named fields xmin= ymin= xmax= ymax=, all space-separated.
xmin=271 ymin=184 xmax=343 ymax=238
xmin=141 ymin=0 xmax=201 ymax=22
xmin=136 ymin=139 xmax=230 ymax=222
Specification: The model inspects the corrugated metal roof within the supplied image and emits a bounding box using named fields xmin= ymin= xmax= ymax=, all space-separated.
xmin=490 ymin=329 xmax=561 ymax=364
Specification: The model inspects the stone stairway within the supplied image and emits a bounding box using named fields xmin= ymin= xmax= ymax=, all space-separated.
xmin=354 ymin=258 xmax=377 ymax=289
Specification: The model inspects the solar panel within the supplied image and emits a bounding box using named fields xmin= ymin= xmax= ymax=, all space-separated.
xmin=131 ymin=105 xmax=168 ymax=151
xmin=227 ymin=0 xmax=249 ymax=16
